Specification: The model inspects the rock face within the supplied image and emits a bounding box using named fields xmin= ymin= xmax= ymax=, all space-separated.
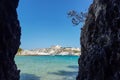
xmin=77 ymin=0 xmax=120 ymax=80
xmin=0 ymin=0 xmax=21 ymax=80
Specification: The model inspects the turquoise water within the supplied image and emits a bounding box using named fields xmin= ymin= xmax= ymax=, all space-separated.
xmin=15 ymin=56 xmax=79 ymax=80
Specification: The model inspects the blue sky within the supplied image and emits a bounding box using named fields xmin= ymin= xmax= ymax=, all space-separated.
xmin=17 ymin=0 xmax=92 ymax=49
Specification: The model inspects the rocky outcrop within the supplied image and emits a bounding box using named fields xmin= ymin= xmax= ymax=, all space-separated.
xmin=0 ymin=0 xmax=21 ymax=80
xmin=77 ymin=0 xmax=120 ymax=80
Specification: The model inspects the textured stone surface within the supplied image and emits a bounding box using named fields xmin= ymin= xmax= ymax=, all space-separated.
xmin=77 ymin=0 xmax=120 ymax=80
xmin=0 ymin=0 xmax=21 ymax=80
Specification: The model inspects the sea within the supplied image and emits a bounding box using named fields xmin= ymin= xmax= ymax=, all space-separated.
xmin=15 ymin=55 xmax=79 ymax=80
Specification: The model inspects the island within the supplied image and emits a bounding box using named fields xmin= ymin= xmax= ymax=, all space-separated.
xmin=17 ymin=45 xmax=81 ymax=56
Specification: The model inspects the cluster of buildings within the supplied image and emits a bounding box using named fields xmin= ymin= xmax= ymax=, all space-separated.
xmin=17 ymin=45 xmax=81 ymax=56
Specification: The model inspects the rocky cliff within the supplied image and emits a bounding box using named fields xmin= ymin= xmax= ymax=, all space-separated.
xmin=77 ymin=0 xmax=120 ymax=80
xmin=0 ymin=0 xmax=21 ymax=80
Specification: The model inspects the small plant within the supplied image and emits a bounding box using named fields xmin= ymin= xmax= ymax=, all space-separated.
xmin=67 ymin=10 xmax=87 ymax=25
xmin=73 ymin=50 xmax=80 ymax=53
xmin=18 ymin=48 xmax=23 ymax=53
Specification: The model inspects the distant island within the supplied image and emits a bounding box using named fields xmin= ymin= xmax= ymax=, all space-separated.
xmin=17 ymin=45 xmax=81 ymax=56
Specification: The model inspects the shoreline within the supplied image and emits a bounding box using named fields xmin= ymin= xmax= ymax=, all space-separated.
xmin=16 ymin=55 xmax=80 ymax=56
xmin=17 ymin=45 xmax=81 ymax=56
xmin=16 ymin=52 xmax=80 ymax=56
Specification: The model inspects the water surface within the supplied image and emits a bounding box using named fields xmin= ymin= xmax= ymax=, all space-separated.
xmin=15 ymin=55 xmax=79 ymax=80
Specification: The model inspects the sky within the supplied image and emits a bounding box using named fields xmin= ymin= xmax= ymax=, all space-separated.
xmin=17 ymin=0 xmax=92 ymax=49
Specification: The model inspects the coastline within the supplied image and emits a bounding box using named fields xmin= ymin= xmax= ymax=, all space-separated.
xmin=17 ymin=45 xmax=81 ymax=56
xmin=17 ymin=51 xmax=81 ymax=56
xmin=16 ymin=54 xmax=80 ymax=56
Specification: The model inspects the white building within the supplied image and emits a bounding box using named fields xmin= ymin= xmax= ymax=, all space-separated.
xmin=51 ymin=45 xmax=61 ymax=49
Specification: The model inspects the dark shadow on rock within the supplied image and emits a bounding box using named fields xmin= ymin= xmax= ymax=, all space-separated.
xmin=67 ymin=65 xmax=78 ymax=70
xmin=20 ymin=73 xmax=40 ymax=80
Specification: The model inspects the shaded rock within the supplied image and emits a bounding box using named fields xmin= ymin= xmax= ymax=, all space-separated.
xmin=0 ymin=0 xmax=21 ymax=80
xmin=77 ymin=0 xmax=120 ymax=80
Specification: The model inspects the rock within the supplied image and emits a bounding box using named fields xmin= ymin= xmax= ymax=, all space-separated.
xmin=0 ymin=0 xmax=21 ymax=80
xmin=77 ymin=0 xmax=120 ymax=80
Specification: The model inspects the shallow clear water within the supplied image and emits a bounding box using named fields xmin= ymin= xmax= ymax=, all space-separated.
xmin=15 ymin=56 xmax=79 ymax=80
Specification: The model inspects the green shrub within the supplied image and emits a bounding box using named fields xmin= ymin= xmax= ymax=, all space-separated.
xmin=18 ymin=48 xmax=23 ymax=53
